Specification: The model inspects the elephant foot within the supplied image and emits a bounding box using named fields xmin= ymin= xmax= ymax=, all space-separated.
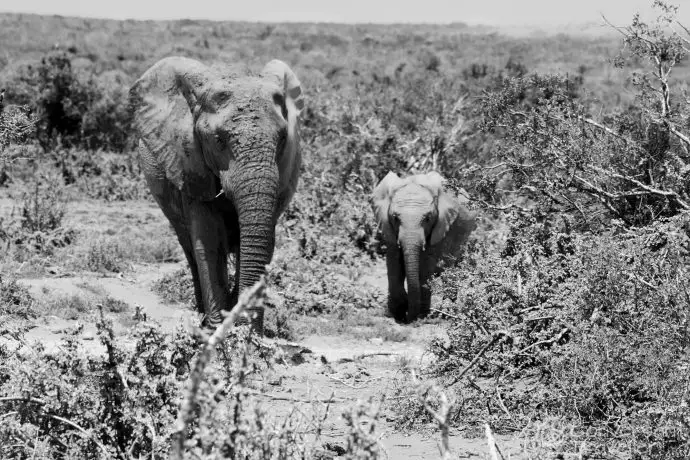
xmin=199 ymin=306 xmax=264 ymax=336
xmin=387 ymin=298 xmax=408 ymax=323
xmin=234 ymin=306 xmax=264 ymax=336
xmin=200 ymin=309 xmax=223 ymax=330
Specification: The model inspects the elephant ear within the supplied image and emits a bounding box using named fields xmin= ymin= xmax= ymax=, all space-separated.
xmin=261 ymin=59 xmax=304 ymax=114
xmin=261 ymin=60 xmax=304 ymax=151
xmin=414 ymin=171 xmax=458 ymax=246
xmin=261 ymin=60 xmax=305 ymax=213
xmin=371 ymin=171 xmax=405 ymax=239
xmin=129 ymin=57 xmax=218 ymax=201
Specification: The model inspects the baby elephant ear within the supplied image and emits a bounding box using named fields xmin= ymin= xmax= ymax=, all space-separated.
xmin=414 ymin=171 xmax=445 ymax=195
xmin=371 ymin=172 xmax=404 ymax=235
xmin=431 ymin=190 xmax=461 ymax=246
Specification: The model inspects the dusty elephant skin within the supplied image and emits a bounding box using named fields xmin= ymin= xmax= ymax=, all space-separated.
xmin=129 ymin=57 xmax=304 ymax=330
xmin=372 ymin=171 xmax=477 ymax=323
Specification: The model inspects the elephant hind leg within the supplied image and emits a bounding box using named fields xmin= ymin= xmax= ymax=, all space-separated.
xmin=147 ymin=181 xmax=204 ymax=314
xmin=167 ymin=218 xmax=204 ymax=312
xmin=181 ymin=244 xmax=204 ymax=314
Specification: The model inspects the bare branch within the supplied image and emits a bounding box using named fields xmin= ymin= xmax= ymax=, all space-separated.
xmin=577 ymin=116 xmax=645 ymax=152
xmin=48 ymin=415 xmax=112 ymax=459
xmin=0 ymin=397 xmax=46 ymax=405
xmin=172 ymin=278 xmax=267 ymax=460
xmin=516 ymin=328 xmax=569 ymax=355
xmin=668 ymin=124 xmax=690 ymax=149
xmin=589 ymin=165 xmax=690 ymax=209
xmin=600 ymin=14 xmax=629 ymax=38
xmin=447 ymin=331 xmax=507 ymax=387
xmin=675 ymin=20 xmax=690 ymax=38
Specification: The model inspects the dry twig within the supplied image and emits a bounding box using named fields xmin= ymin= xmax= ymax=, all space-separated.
xmin=447 ymin=331 xmax=507 ymax=387
xmin=484 ymin=423 xmax=504 ymax=460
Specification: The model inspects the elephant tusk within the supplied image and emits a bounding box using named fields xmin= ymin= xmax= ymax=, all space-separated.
xmin=215 ymin=189 xmax=225 ymax=199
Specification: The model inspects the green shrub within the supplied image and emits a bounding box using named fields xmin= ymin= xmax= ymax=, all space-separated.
xmin=85 ymin=238 xmax=127 ymax=273
xmin=0 ymin=318 xmax=200 ymax=458
xmin=4 ymin=52 xmax=133 ymax=152
xmin=19 ymin=173 xmax=66 ymax=233
xmin=152 ymin=268 xmax=196 ymax=305
xmin=54 ymin=148 xmax=148 ymax=201
xmin=0 ymin=275 xmax=35 ymax=319
xmin=0 ymin=173 xmax=75 ymax=262
xmin=0 ymin=103 xmax=36 ymax=153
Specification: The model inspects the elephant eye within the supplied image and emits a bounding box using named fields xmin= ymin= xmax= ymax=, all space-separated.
xmin=423 ymin=213 xmax=431 ymax=222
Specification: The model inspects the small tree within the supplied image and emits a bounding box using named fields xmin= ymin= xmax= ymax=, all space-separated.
xmin=477 ymin=1 xmax=690 ymax=228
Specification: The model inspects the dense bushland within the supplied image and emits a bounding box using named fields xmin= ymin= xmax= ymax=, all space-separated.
xmin=410 ymin=3 xmax=690 ymax=458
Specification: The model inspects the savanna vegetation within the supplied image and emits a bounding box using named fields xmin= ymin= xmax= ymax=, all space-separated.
xmin=1 ymin=1 xmax=689 ymax=458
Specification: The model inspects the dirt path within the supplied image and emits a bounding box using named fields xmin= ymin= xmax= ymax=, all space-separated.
xmin=13 ymin=260 xmax=524 ymax=459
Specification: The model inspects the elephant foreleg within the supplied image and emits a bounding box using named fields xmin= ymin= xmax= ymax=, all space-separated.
xmin=187 ymin=200 xmax=231 ymax=324
xmin=386 ymin=247 xmax=408 ymax=322
xmin=419 ymin=252 xmax=440 ymax=318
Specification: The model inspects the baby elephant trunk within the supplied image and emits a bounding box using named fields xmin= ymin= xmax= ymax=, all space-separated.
xmin=399 ymin=230 xmax=426 ymax=323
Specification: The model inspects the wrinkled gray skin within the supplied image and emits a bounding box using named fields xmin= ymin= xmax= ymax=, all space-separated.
xmin=372 ymin=171 xmax=477 ymax=323
xmin=129 ymin=57 xmax=304 ymax=330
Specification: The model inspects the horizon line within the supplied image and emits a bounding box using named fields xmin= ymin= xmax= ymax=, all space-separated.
xmin=0 ymin=10 xmax=628 ymax=31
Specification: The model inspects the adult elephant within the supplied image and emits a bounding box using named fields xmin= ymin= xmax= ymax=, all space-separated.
xmin=372 ymin=171 xmax=476 ymax=323
xmin=129 ymin=57 xmax=304 ymax=331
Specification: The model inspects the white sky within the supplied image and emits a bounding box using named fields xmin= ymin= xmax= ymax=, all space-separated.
xmin=0 ymin=0 xmax=688 ymax=25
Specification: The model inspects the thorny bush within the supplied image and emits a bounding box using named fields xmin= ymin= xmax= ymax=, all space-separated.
xmin=398 ymin=4 xmax=690 ymax=457
xmin=0 ymin=304 xmax=384 ymax=459
xmin=419 ymin=211 xmax=690 ymax=458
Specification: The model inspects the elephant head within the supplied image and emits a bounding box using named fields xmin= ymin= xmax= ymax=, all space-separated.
xmin=372 ymin=171 xmax=475 ymax=321
xmin=130 ymin=57 xmax=303 ymax=323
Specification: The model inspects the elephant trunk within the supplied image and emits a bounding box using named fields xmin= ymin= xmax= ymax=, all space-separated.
xmin=400 ymin=232 xmax=425 ymax=323
xmin=227 ymin=158 xmax=279 ymax=331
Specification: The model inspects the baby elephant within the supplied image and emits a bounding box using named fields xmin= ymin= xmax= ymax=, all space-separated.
xmin=372 ymin=171 xmax=477 ymax=323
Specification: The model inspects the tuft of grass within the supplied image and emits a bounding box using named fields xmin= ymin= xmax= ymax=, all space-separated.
xmin=101 ymin=296 xmax=130 ymax=314
xmin=84 ymin=238 xmax=127 ymax=273
xmin=40 ymin=293 xmax=94 ymax=320
xmin=151 ymin=268 xmax=195 ymax=305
